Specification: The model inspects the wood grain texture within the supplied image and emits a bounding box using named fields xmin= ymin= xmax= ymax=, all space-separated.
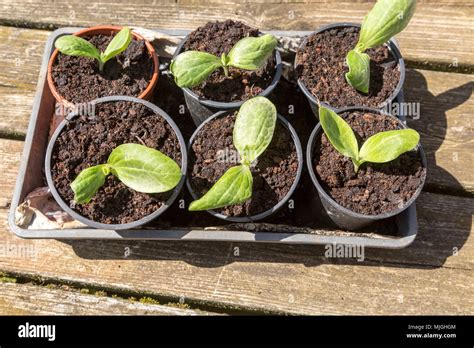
xmin=0 ymin=282 xmax=211 ymax=315
xmin=0 ymin=139 xmax=24 ymax=207
xmin=0 ymin=0 xmax=472 ymax=316
xmin=404 ymin=69 xmax=474 ymax=194
xmin=0 ymin=1 xmax=472 ymax=68
xmin=0 ymin=26 xmax=49 ymax=136
xmin=1 ymin=198 xmax=472 ymax=315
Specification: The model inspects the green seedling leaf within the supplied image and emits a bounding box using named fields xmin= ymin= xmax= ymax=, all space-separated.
xmin=345 ymin=0 xmax=416 ymax=93
xmin=108 ymin=143 xmax=181 ymax=193
xmin=345 ymin=49 xmax=370 ymax=94
xmin=170 ymin=34 xmax=277 ymax=89
xmin=188 ymin=97 xmax=278 ymax=212
xmin=319 ymin=107 xmax=420 ymax=172
xmin=56 ymin=28 xmax=133 ymax=71
xmin=55 ymin=35 xmax=101 ymax=62
xmin=233 ymin=96 xmax=277 ymax=164
xmin=170 ymin=51 xmax=223 ymax=88
xmin=189 ymin=165 xmax=253 ymax=211
xmin=71 ymin=164 xmax=110 ymax=204
xmin=319 ymin=106 xmax=359 ymax=161
xmin=101 ymin=27 xmax=132 ymax=64
xmin=227 ymin=34 xmax=278 ymax=70
xmin=70 ymin=143 xmax=182 ymax=204
xmin=358 ymin=0 xmax=417 ymax=51
xmin=359 ymin=129 xmax=420 ymax=165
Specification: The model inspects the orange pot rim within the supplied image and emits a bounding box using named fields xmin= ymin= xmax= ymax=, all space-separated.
xmin=47 ymin=25 xmax=159 ymax=108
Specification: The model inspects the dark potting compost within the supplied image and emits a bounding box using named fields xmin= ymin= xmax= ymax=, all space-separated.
xmin=50 ymin=101 xmax=182 ymax=224
xmin=296 ymin=26 xmax=400 ymax=109
xmin=51 ymin=34 xmax=154 ymax=104
xmin=313 ymin=110 xmax=426 ymax=215
xmin=183 ymin=20 xmax=277 ymax=102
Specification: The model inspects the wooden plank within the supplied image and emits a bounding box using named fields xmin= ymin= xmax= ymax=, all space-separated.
xmin=0 ymin=1 xmax=472 ymax=68
xmin=370 ymin=191 xmax=473 ymax=269
xmin=0 ymin=281 xmax=210 ymax=315
xmin=5 ymin=190 xmax=471 ymax=271
xmin=0 ymin=195 xmax=473 ymax=314
xmin=405 ymin=69 xmax=474 ymax=194
xmin=0 ymin=139 xmax=23 ymax=208
xmin=0 ymin=26 xmax=49 ymax=136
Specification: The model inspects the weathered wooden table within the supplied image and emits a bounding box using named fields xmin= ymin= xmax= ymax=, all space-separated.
xmin=0 ymin=0 xmax=472 ymax=315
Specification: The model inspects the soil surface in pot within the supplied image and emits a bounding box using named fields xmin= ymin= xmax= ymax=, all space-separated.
xmin=52 ymin=34 xmax=154 ymax=104
xmin=51 ymin=101 xmax=181 ymax=224
xmin=313 ymin=111 xmax=425 ymax=215
xmin=189 ymin=112 xmax=298 ymax=217
xmin=296 ymin=26 xmax=400 ymax=109
xmin=183 ymin=20 xmax=277 ymax=103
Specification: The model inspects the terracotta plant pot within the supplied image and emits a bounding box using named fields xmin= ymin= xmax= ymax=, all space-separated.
xmin=47 ymin=25 xmax=159 ymax=108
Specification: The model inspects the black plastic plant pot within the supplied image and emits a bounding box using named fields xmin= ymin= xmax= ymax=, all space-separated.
xmin=306 ymin=107 xmax=427 ymax=231
xmin=173 ymin=35 xmax=283 ymax=126
xmin=295 ymin=23 xmax=405 ymax=116
xmin=45 ymin=96 xmax=188 ymax=230
xmin=186 ymin=110 xmax=303 ymax=223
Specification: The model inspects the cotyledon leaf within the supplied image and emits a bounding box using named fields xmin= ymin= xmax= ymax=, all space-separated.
xmin=170 ymin=51 xmax=223 ymax=88
xmin=233 ymin=96 xmax=277 ymax=164
xmin=188 ymin=165 xmax=253 ymax=211
xmin=107 ymin=143 xmax=182 ymax=193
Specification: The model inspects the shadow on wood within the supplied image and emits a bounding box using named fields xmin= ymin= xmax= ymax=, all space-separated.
xmin=405 ymin=70 xmax=473 ymax=196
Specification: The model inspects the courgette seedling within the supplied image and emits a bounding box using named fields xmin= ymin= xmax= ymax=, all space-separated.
xmin=189 ymin=96 xmax=277 ymax=211
xmin=319 ymin=106 xmax=420 ymax=173
xmin=70 ymin=143 xmax=181 ymax=204
xmin=345 ymin=0 xmax=416 ymax=93
xmin=55 ymin=27 xmax=132 ymax=72
xmin=170 ymin=34 xmax=278 ymax=88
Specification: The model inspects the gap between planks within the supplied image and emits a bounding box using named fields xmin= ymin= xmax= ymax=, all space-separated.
xmin=0 ymin=280 xmax=220 ymax=315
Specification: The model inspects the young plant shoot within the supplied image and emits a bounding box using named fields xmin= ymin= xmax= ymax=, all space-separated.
xmin=345 ymin=0 xmax=416 ymax=93
xmin=189 ymin=96 xmax=277 ymax=211
xmin=170 ymin=34 xmax=278 ymax=88
xmin=55 ymin=27 xmax=132 ymax=72
xmin=71 ymin=143 xmax=181 ymax=204
xmin=319 ymin=106 xmax=420 ymax=173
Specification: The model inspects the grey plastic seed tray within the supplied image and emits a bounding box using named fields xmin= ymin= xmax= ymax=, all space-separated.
xmin=7 ymin=27 xmax=418 ymax=248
